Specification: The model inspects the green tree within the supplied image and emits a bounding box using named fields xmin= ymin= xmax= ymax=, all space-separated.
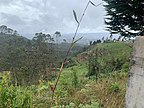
xmin=24 ymin=32 xmax=58 ymax=84
xmin=24 ymin=32 xmax=56 ymax=84
xmin=0 ymin=25 xmax=18 ymax=35
xmin=103 ymin=0 xmax=144 ymax=38
xmin=53 ymin=31 xmax=61 ymax=61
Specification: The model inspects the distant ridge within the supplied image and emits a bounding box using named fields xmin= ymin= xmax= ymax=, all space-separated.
xmin=22 ymin=32 xmax=119 ymax=45
xmin=61 ymin=32 xmax=118 ymax=45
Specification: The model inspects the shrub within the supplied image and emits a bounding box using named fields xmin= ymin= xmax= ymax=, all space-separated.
xmin=71 ymin=68 xmax=79 ymax=88
xmin=0 ymin=72 xmax=32 ymax=108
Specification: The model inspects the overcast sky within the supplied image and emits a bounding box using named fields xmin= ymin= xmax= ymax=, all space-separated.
xmin=0 ymin=0 xmax=107 ymax=38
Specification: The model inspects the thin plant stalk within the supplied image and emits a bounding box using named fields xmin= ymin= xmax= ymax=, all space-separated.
xmin=50 ymin=1 xmax=103 ymax=107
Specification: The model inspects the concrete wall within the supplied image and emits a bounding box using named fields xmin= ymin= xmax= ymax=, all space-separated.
xmin=125 ymin=36 xmax=144 ymax=108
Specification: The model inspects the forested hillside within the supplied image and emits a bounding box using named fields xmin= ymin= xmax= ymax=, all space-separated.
xmin=0 ymin=25 xmax=85 ymax=85
xmin=0 ymin=26 xmax=29 ymax=71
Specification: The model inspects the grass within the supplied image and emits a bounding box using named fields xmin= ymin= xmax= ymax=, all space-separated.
xmin=55 ymin=66 xmax=128 ymax=107
xmin=0 ymin=71 xmax=128 ymax=108
xmin=75 ymin=42 xmax=132 ymax=61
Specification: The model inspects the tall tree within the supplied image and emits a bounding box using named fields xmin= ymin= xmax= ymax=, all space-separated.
xmin=103 ymin=0 xmax=144 ymax=38
xmin=53 ymin=31 xmax=61 ymax=61
xmin=0 ymin=25 xmax=18 ymax=35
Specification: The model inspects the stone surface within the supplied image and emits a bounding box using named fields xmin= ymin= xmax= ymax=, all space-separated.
xmin=125 ymin=36 xmax=144 ymax=108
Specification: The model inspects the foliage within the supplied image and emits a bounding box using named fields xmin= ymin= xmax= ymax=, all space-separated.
xmin=0 ymin=41 xmax=131 ymax=108
xmin=0 ymin=25 xmax=18 ymax=35
xmin=109 ymin=82 xmax=121 ymax=92
xmin=78 ymin=102 xmax=99 ymax=108
xmin=0 ymin=27 xmax=84 ymax=85
xmin=52 ymin=102 xmax=99 ymax=108
xmin=1 ymin=31 xmax=59 ymax=85
xmin=0 ymin=33 xmax=28 ymax=71
xmin=71 ymin=68 xmax=79 ymax=88
xmin=54 ymin=67 xmax=127 ymax=108
xmin=0 ymin=72 xmax=32 ymax=108
xmin=103 ymin=0 xmax=144 ymax=37
xmin=64 ymin=58 xmax=76 ymax=68
xmin=87 ymin=42 xmax=132 ymax=80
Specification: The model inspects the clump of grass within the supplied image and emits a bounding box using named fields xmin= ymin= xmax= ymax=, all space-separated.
xmin=52 ymin=102 xmax=99 ymax=108
xmin=109 ymin=82 xmax=120 ymax=93
xmin=88 ymin=72 xmax=127 ymax=108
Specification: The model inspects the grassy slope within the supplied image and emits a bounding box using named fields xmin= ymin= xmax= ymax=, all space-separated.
xmin=55 ymin=42 xmax=132 ymax=107
xmin=75 ymin=42 xmax=132 ymax=62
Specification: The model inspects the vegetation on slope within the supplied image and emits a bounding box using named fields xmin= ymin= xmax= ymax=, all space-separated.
xmin=0 ymin=28 xmax=84 ymax=85
xmin=0 ymin=41 xmax=133 ymax=108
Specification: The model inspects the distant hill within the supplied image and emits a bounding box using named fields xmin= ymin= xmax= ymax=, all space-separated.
xmin=58 ymin=32 xmax=119 ymax=45
xmin=22 ymin=32 xmax=119 ymax=45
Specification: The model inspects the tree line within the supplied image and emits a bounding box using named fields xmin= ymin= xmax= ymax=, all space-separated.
xmin=0 ymin=26 xmax=62 ymax=85
xmin=0 ymin=25 xmax=84 ymax=85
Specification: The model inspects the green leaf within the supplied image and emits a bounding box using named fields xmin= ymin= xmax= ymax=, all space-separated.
xmin=73 ymin=36 xmax=83 ymax=44
xmin=73 ymin=10 xmax=79 ymax=24
xmin=71 ymin=36 xmax=83 ymax=48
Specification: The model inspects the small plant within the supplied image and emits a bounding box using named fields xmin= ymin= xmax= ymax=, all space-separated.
xmin=71 ymin=68 xmax=79 ymax=89
xmin=53 ymin=102 xmax=99 ymax=108
xmin=79 ymin=102 xmax=99 ymax=108
xmin=121 ymin=62 xmax=130 ymax=72
xmin=109 ymin=82 xmax=120 ymax=92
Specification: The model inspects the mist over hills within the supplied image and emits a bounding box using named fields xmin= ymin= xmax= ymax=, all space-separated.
xmin=23 ymin=32 xmax=119 ymax=45
xmin=61 ymin=32 xmax=111 ymax=45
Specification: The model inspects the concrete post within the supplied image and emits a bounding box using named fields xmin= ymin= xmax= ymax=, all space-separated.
xmin=125 ymin=36 xmax=144 ymax=108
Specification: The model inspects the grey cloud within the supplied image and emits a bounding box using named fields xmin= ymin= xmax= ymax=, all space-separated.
xmin=0 ymin=0 xmax=106 ymax=38
xmin=0 ymin=0 xmax=14 ymax=6
xmin=0 ymin=13 xmax=25 ymax=25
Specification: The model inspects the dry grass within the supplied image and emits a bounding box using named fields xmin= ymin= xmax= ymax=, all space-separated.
xmin=87 ymin=72 xmax=127 ymax=108
xmin=55 ymin=72 xmax=128 ymax=108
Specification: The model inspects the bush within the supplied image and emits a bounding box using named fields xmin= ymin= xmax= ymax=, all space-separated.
xmin=71 ymin=68 xmax=79 ymax=88
xmin=0 ymin=72 xmax=32 ymax=108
